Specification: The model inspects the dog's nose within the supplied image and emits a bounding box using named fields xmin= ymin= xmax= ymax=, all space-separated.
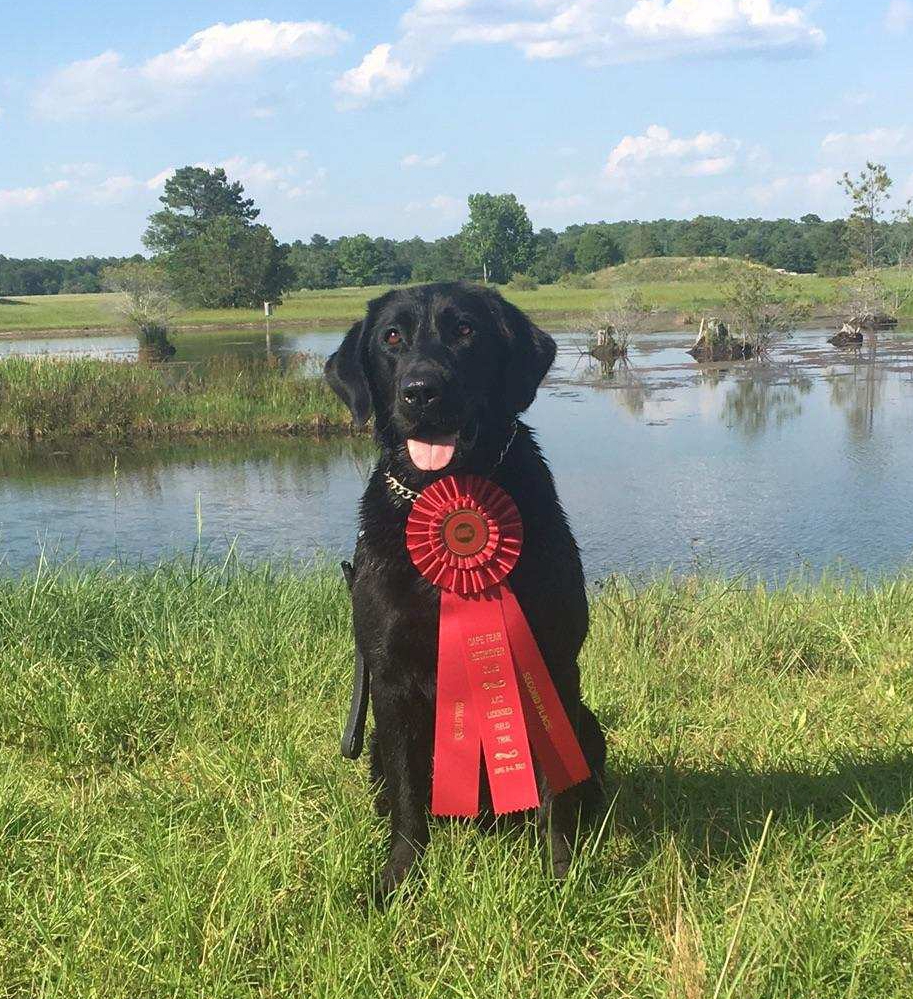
xmin=401 ymin=377 xmax=442 ymax=411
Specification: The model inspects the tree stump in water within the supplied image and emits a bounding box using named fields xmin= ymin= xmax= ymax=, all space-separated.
xmin=844 ymin=311 xmax=897 ymax=331
xmin=589 ymin=324 xmax=626 ymax=362
xmin=828 ymin=322 xmax=864 ymax=347
xmin=687 ymin=318 xmax=755 ymax=362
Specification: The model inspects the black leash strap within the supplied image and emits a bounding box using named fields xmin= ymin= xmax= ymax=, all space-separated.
xmin=340 ymin=560 xmax=369 ymax=760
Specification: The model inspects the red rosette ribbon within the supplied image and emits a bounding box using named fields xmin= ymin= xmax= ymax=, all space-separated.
xmin=406 ymin=474 xmax=590 ymax=817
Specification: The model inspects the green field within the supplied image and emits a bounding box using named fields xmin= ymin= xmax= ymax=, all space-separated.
xmin=3 ymin=258 xmax=910 ymax=336
xmin=0 ymin=354 xmax=351 ymax=440
xmin=2 ymin=564 xmax=911 ymax=996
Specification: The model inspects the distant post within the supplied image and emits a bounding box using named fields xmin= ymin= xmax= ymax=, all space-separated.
xmin=264 ymin=300 xmax=273 ymax=354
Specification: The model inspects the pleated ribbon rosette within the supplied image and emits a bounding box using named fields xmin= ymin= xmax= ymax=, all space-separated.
xmin=406 ymin=474 xmax=590 ymax=816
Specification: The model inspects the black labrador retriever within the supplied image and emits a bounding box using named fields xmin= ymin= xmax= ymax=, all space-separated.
xmin=325 ymin=281 xmax=605 ymax=897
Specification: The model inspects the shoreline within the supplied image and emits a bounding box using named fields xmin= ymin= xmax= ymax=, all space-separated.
xmin=0 ymin=307 xmax=849 ymax=340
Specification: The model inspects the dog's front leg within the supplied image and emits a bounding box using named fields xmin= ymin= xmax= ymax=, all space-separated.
xmin=538 ymin=785 xmax=579 ymax=880
xmin=372 ymin=691 xmax=433 ymax=899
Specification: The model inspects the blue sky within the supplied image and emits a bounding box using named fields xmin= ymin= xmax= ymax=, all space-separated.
xmin=2 ymin=1 xmax=912 ymax=257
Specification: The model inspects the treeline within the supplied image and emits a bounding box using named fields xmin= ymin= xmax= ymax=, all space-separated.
xmin=5 ymin=203 xmax=912 ymax=300
xmin=288 ymin=214 xmax=909 ymax=290
xmin=0 ymin=254 xmax=143 ymax=296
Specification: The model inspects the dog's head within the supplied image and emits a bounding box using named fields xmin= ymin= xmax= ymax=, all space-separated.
xmin=325 ymin=282 xmax=555 ymax=475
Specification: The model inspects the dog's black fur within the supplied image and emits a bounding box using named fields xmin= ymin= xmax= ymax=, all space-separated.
xmin=325 ymin=282 xmax=605 ymax=897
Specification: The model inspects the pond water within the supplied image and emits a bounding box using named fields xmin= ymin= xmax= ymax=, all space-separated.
xmin=2 ymin=325 xmax=913 ymax=581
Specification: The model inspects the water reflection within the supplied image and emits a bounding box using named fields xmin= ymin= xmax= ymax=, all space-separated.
xmin=137 ymin=328 xmax=177 ymax=363
xmin=826 ymin=343 xmax=888 ymax=440
xmin=722 ymin=374 xmax=812 ymax=439
xmin=0 ymin=436 xmax=375 ymax=572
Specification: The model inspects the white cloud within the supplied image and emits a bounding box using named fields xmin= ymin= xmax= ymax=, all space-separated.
xmin=401 ymin=152 xmax=446 ymax=168
xmin=219 ymin=156 xmax=327 ymax=201
xmin=220 ymin=156 xmax=294 ymax=186
xmin=685 ymin=155 xmax=736 ymax=176
xmin=143 ymin=20 xmax=347 ymax=84
xmin=747 ymin=167 xmax=841 ymax=210
xmin=90 ymin=175 xmax=141 ymax=204
xmin=0 ymin=180 xmax=70 ymax=212
xmin=284 ymin=168 xmax=328 ymax=201
xmin=337 ymin=0 xmax=824 ymax=105
xmin=404 ymin=193 xmax=464 ymax=216
xmin=334 ymin=43 xmax=417 ymax=107
xmin=145 ymin=167 xmax=175 ymax=190
xmin=1 ymin=154 xmax=326 ymax=219
xmin=885 ymin=0 xmax=913 ymax=32
xmin=530 ymin=193 xmax=589 ymax=214
xmin=36 ymin=20 xmax=349 ymax=119
xmin=624 ymin=0 xmax=825 ymax=46
xmin=604 ymin=124 xmax=739 ymax=180
xmin=821 ymin=126 xmax=913 ymax=159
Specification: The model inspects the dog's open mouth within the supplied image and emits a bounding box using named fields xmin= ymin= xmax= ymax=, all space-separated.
xmin=406 ymin=434 xmax=458 ymax=472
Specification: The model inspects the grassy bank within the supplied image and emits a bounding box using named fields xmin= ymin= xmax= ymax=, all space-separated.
xmin=0 ymin=354 xmax=351 ymax=440
xmin=1 ymin=563 xmax=911 ymax=996
xmin=3 ymin=259 xmax=911 ymax=336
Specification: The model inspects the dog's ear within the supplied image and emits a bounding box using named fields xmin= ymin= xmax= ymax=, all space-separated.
xmin=489 ymin=291 xmax=557 ymax=414
xmin=325 ymin=320 xmax=372 ymax=427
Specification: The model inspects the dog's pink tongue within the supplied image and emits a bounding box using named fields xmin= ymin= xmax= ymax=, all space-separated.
xmin=407 ymin=436 xmax=456 ymax=471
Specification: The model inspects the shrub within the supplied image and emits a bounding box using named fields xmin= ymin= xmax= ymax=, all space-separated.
xmin=506 ymin=272 xmax=539 ymax=291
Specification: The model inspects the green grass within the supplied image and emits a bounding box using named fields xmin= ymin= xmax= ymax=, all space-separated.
xmin=0 ymin=354 xmax=352 ymax=440
xmin=3 ymin=260 xmax=911 ymax=335
xmin=0 ymin=287 xmax=388 ymax=334
xmin=1 ymin=563 xmax=912 ymax=996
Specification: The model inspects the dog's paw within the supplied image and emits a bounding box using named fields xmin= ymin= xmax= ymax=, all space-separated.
xmin=375 ymin=846 xmax=418 ymax=904
xmin=551 ymin=856 xmax=571 ymax=881
xmin=374 ymin=789 xmax=391 ymax=817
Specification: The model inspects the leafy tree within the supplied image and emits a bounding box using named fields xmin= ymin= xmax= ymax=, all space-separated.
xmin=142 ymin=166 xmax=292 ymax=308
xmin=288 ymin=235 xmax=339 ymax=289
xmin=624 ymin=226 xmax=661 ymax=260
xmin=723 ymin=266 xmax=807 ymax=344
xmin=574 ymin=226 xmax=622 ymax=273
xmin=889 ymin=199 xmax=913 ymax=269
xmin=528 ymin=229 xmax=575 ymax=283
xmin=673 ymin=215 xmax=729 ymax=256
xmin=372 ymin=237 xmax=406 ymax=284
xmin=336 ymin=234 xmax=386 ymax=287
xmin=411 ymin=236 xmax=473 ymax=282
xmin=805 ymin=219 xmax=851 ymax=275
xmin=166 ymin=217 xmax=293 ymax=309
xmin=461 ymin=193 xmax=534 ymax=283
xmin=839 ymin=162 xmax=892 ymax=270
xmin=143 ymin=167 xmax=259 ymax=255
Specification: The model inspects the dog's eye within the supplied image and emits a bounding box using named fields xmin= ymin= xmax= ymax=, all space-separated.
xmin=456 ymin=322 xmax=473 ymax=338
xmin=384 ymin=328 xmax=402 ymax=346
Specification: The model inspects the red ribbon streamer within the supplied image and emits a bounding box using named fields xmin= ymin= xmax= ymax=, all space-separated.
xmin=406 ymin=475 xmax=590 ymax=816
